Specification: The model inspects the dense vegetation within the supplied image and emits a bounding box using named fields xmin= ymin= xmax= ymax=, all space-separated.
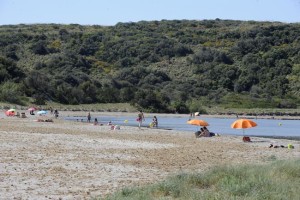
xmin=98 ymin=159 xmax=300 ymax=200
xmin=0 ymin=20 xmax=300 ymax=113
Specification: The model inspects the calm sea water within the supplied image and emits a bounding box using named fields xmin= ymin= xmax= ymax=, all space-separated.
xmin=65 ymin=115 xmax=300 ymax=137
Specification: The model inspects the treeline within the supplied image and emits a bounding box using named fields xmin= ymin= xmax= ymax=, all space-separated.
xmin=0 ymin=20 xmax=299 ymax=113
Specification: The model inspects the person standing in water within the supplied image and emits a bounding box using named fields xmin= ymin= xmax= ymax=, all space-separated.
xmin=87 ymin=112 xmax=91 ymax=123
xmin=137 ymin=111 xmax=145 ymax=129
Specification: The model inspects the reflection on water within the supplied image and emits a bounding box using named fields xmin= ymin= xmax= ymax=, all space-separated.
xmin=65 ymin=115 xmax=300 ymax=137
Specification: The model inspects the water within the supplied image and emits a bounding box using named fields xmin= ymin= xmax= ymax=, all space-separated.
xmin=65 ymin=115 xmax=300 ymax=137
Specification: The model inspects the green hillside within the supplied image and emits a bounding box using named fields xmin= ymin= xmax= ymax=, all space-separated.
xmin=0 ymin=20 xmax=299 ymax=113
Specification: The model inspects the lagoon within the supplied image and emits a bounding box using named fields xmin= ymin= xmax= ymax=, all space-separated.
xmin=65 ymin=115 xmax=300 ymax=137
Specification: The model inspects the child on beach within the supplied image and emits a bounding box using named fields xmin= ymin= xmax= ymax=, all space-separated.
xmin=151 ymin=116 xmax=158 ymax=128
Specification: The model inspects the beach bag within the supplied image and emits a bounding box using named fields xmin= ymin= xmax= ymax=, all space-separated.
xmin=243 ymin=136 xmax=251 ymax=142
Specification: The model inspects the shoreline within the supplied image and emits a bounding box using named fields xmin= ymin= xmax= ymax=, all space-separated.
xmin=63 ymin=110 xmax=300 ymax=120
xmin=2 ymin=107 xmax=300 ymax=120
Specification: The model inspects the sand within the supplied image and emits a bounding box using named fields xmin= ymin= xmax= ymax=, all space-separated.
xmin=0 ymin=111 xmax=299 ymax=200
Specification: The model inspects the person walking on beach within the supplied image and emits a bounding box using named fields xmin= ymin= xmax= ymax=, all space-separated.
xmin=87 ymin=112 xmax=91 ymax=123
xmin=137 ymin=111 xmax=145 ymax=129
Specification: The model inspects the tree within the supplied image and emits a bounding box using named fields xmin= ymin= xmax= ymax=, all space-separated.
xmin=0 ymin=57 xmax=25 ymax=83
xmin=287 ymin=64 xmax=300 ymax=96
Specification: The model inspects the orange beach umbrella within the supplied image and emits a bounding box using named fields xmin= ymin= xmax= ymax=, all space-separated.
xmin=231 ymin=119 xmax=257 ymax=129
xmin=231 ymin=119 xmax=257 ymax=135
xmin=187 ymin=119 xmax=209 ymax=127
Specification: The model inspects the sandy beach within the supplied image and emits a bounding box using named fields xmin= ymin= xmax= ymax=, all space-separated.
xmin=0 ymin=111 xmax=299 ymax=200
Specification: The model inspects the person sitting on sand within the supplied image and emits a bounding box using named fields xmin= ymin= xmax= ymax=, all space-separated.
xmin=94 ymin=118 xmax=98 ymax=125
xmin=195 ymin=128 xmax=204 ymax=138
xmin=199 ymin=126 xmax=210 ymax=137
xmin=152 ymin=116 xmax=158 ymax=127
xmin=202 ymin=127 xmax=216 ymax=137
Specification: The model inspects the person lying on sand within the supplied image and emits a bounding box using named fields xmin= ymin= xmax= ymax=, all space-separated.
xmin=269 ymin=144 xmax=286 ymax=148
xmin=36 ymin=119 xmax=53 ymax=122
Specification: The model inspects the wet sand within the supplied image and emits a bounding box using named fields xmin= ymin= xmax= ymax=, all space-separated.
xmin=0 ymin=111 xmax=299 ymax=199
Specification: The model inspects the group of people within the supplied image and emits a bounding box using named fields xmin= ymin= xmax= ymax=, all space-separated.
xmin=48 ymin=107 xmax=59 ymax=118
xmin=84 ymin=111 xmax=219 ymax=138
xmin=85 ymin=111 xmax=158 ymax=129
xmin=137 ymin=111 xmax=158 ymax=129
xmin=195 ymin=126 xmax=215 ymax=138
xmin=29 ymin=107 xmax=59 ymax=118
xmin=87 ymin=112 xmax=102 ymax=126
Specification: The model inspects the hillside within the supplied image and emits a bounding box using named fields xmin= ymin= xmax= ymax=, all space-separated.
xmin=0 ymin=20 xmax=300 ymax=112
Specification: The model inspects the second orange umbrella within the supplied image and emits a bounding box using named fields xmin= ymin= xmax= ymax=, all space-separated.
xmin=231 ymin=119 xmax=257 ymax=129
xmin=187 ymin=119 xmax=209 ymax=127
xmin=231 ymin=119 xmax=257 ymax=136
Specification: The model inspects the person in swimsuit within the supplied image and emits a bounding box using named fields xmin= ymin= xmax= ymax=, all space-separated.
xmin=137 ymin=111 xmax=145 ymax=129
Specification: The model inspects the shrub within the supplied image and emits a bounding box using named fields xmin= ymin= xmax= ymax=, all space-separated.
xmin=0 ymin=81 xmax=24 ymax=104
xmin=98 ymin=159 xmax=300 ymax=200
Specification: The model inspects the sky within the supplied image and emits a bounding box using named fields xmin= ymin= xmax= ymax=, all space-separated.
xmin=0 ymin=0 xmax=300 ymax=26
